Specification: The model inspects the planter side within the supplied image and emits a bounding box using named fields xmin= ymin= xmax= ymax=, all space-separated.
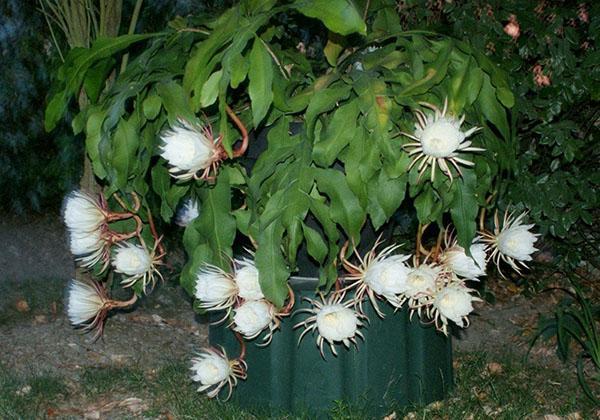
xmin=209 ymin=277 xmax=453 ymax=417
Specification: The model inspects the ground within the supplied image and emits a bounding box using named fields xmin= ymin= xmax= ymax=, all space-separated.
xmin=1 ymin=213 xmax=598 ymax=419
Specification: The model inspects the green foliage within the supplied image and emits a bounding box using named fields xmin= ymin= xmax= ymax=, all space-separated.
xmin=396 ymin=0 xmax=600 ymax=267
xmin=46 ymin=0 xmax=514 ymax=307
xmin=531 ymin=275 xmax=600 ymax=404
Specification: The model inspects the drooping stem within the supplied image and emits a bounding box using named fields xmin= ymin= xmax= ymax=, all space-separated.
xmin=108 ymin=293 xmax=138 ymax=309
xmin=226 ymin=105 xmax=249 ymax=158
xmin=234 ymin=332 xmax=246 ymax=361
xmin=432 ymin=228 xmax=444 ymax=261
xmin=479 ymin=193 xmax=496 ymax=233
xmin=280 ymin=285 xmax=296 ymax=315
xmin=146 ymin=206 xmax=165 ymax=256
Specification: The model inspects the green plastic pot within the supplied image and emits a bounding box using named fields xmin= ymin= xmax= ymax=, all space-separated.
xmin=209 ymin=277 xmax=453 ymax=417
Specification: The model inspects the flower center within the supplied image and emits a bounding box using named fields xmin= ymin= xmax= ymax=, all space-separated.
xmin=323 ymin=311 xmax=340 ymax=327
xmin=420 ymin=120 xmax=462 ymax=158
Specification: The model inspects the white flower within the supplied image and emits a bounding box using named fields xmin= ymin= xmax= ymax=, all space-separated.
xmin=195 ymin=265 xmax=237 ymax=314
xmin=431 ymin=282 xmax=481 ymax=334
xmin=66 ymin=279 xmax=107 ymax=327
xmin=341 ymin=241 xmax=412 ymax=317
xmin=441 ymin=241 xmax=487 ymax=280
xmin=160 ymin=119 xmax=220 ymax=181
xmin=405 ymin=264 xmax=441 ymax=300
xmin=482 ymin=210 xmax=539 ymax=275
xmin=232 ymin=300 xmax=275 ymax=340
xmin=63 ymin=191 xmax=105 ymax=233
xmin=363 ymin=254 xmax=411 ymax=299
xmin=316 ymin=304 xmax=359 ymax=342
xmin=112 ymin=242 xmax=162 ymax=292
xmin=113 ymin=243 xmax=152 ymax=276
xmin=497 ymin=226 xmax=537 ymax=261
xmin=402 ymin=98 xmax=483 ymax=183
xmin=191 ymin=350 xmax=231 ymax=386
xmin=190 ymin=347 xmax=246 ymax=400
xmin=234 ymin=258 xmax=263 ymax=301
xmin=295 ymin=293 xmax=366 ymax=358
xmin=175 ymin=198 xmax=200 ymax=227
xmin=69 ymin=229 xmax=107 ymax=269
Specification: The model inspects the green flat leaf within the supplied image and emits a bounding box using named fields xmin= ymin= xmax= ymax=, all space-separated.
xmin=183 ymin=9 xmax=238 ymax=108
xmin=450 ymin=171 xmax=479 ymax=250
xmin=324 ymin=31 xmax=346 ymax=66
xmin=255 ymin=220 xmax=290 ymax=308
xmin=396 ymin=39 xmax=452 ymax=98
xmin=229 ymin=53 xmax=249 ymax=89
xmin=248 ymin=37 xmax=274 ymax=127
xmin=85 ymin=107 xmax=108 ymax=179
xmin=200 ymin=70 xmax=223 ymax=108
xmin=110 ymin=117 xmax=139 ymax=189
xmin=156 ymin=81 xmax=194 ymax=123
xmin=83 ymin=57 xmax=115 ymax=104
xmin=368 ymin=171 xmax=407 ymax=230
xmin=293 ymin=0 xmax=366 ymax=36
xmin=142 ymin=93 xmax=162 ymax=120
xmin=302 ymin=223 xmax=328 ymax=264
xmin=477 ymin=74 xmax=510 ymax=140
xmin=45 ymin=34 xmax=157 ymax=131
xmin=314 ymin=168 xmax=365 ymax=242
xmin=313 ymin=100 xmax=360 ymax=167
xmin=305 ymin=84 xmax=352 ymax=137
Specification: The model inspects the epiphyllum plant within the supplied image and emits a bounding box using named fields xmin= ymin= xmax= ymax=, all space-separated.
xmin=46 ymin=0 xmax=537 ymax=401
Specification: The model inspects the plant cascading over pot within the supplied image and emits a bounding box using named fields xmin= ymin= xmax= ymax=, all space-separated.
xmin=47 ymin=0 xmax=538 ymax=400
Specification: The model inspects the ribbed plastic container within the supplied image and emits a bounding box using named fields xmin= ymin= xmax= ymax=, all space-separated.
xmin=209 ymin=277 xmax=453 ymax=417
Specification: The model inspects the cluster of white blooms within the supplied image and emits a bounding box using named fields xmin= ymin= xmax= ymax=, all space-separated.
xmin=192 ymin=210 xmax=538 ymax=397
xmin=63 ymin=191 xmax=109 ymax=270
xmin=334 ymin=212 xmax=538 ymax=336
xmin=194 ymin=257 xmax=279 ymax=343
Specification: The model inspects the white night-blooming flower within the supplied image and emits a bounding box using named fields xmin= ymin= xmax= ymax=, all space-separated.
xmin=483 ymin=211 xmax=540 ymax=275
xmin=442 ymin=242 xmax=487 ymax=280
xmin=295 ymin=293 xmax=366 ymax=358
xmin=160 ymin=119 xmax=218 ymax=181
xmin=69 ymin=229 xmax=106 ymax=269
xmin=402 ymin=98 xmax=483 ymax=183
xmin=233 ymin=300 xmax=274 ymax=340
xmin=175 ymin=198 xmax=199 ymax=227
xmin=405 ymin=264 xmax=441 ymax=300
xmin=234 ymin=258 xmax=264 ymax=301
xmin=63 ymin=191 xmax=105 ymax=233
xmin=195 ymin=265 xmax=237 ymax=313
xmin=432 ymin=282 xmax=480 ymax=333
xmin=363 ymin=254 xmax=411 ymax=299
xmin=112 ymin=243 xmax=152 ymax=276
xmin=191 ymin=350 xmax=231 ymax=387
xmin=316 ymin=304 xmax=359 ymax=342
xmin=190 ymin=347 xmax=246 ymax=400
xmin=497 ymin=225 xmax=538 ymax=261
xmin=66 ymin=279 xmax=107 ymax=327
